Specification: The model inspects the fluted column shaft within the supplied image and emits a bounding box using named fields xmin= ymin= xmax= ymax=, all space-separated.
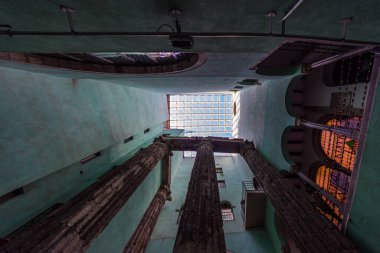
xmin=173 ymin=140 xmax=226 ymax=253
xmin=240 ymin=142 xmax=358 ymax=253
xmin=123 ymin=186 xmax=169 ymax=253
xmin=0 ymin=139 xmax=169 ymax=253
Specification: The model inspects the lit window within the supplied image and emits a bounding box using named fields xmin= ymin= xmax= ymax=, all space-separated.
xmin=315 ymin=165 xmax=348 ymax=226
xmin=315 ymin=166 xmax=349 ymax=202
xmin=220 ymin=202 xmax=234 ymax=221
xmin=169 ymin=93 xmax=233 ymax=157
xmin=320 ymin=117 xmax=360 ymax=171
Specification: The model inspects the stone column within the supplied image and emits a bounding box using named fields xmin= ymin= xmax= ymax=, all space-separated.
xmin=123 ymin=186 xmax=170 ymax=253
xmin=173 ymin=140 xmax=226 ymax=253
xmin=240 ymin=141 xmax=359 ymax=253
xmin=0 ymin=139 xmax=169 ymax=253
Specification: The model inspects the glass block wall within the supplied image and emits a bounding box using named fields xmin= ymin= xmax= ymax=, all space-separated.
xmin=169 ymin=93 xmax=233 ymax=157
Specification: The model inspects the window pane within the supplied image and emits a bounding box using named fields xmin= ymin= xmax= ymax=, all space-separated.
xmin=169 ymin=93 xmax=233 ymax=157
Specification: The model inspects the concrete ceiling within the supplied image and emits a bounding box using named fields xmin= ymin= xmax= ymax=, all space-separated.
xmin=0 ymin=1 xmax=379 ymax=93
xmin=0 ymin=0 xmax=379 ymax=52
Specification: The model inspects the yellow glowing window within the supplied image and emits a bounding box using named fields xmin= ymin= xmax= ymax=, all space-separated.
xmin=320 ymin=117 xmax=360 ymax=170
xmin=315 ymin=165 xmax=349 ymax=202
xmin=315 ymin=165 xmax=349 ymax=226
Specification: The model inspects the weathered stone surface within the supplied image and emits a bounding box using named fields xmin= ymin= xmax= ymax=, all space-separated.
xmin=123 ymin=186 xmax=170 ymax=253
xmin=0 ymin=139 xmax=169 ymax=253
xmin=163 ymin=136 xmax=244 ymax=153
xmin=162 ymin=151 xmax=173 ymax=187
xmin=240 ymin=141 xmax=359 ymax=253
xmin=173 ymin=140 xmax=226 ymax=253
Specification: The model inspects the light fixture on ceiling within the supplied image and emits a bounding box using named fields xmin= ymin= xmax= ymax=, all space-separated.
xmin=265 ymin=11 xmax=277 ymax=34
xmin=168 ymin=7 xmax=194 ymax=50
xmin=340 ymin=17 xmax=353 ymax=40
xmin=60 ymin=5 xmax=76 ymax=34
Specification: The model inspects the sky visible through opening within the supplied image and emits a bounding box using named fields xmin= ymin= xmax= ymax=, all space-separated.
xmin=169 ymin=93 xmax=233 ymax=157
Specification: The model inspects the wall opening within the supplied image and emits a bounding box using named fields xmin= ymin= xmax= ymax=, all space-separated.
xmin=124 ymin=136 xmax=134 ymax=143
xmin=80 ymin=151 xmax=101 ymax=164
xmin=0 ymin=187 xmax=24 ymax=205
xmin=220 ymin=201 xmax=234 ymax=221
xmin=218 ymin=180 xmax=226 ymax=188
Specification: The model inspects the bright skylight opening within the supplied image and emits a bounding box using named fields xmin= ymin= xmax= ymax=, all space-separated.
xmin=169 ymin=93 xmax=233 ymax=157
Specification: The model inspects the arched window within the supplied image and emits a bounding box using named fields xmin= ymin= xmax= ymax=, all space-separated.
xmin=320 ymin=117 xmax=360 ymax=170
xmin=315 ymin=165 xmax=349 ymax=202
xmin=315 ymin=165 xmax=349 ymax=226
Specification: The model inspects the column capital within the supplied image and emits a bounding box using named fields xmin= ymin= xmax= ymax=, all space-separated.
xmin=239 ymin=140 xmax=256 ymax=157
xmin=194 ymin=139 xmax=214 ymax=150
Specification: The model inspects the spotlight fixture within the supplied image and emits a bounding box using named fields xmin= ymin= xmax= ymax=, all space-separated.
xmin=167 ymin=7 xmax=194 ymax=49
xmin=169 ymin=34 xmax=194 ymax=49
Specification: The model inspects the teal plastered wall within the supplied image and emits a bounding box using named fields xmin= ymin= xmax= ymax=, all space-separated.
xmin=232 ymin=155 xmax=253 ymax=181
xmin=147 ymin=231 xmax=276 ymax=253
xmin=163 ymin=128 xmax=185 ymax=183
xmin=346 ymin=80 xmax=380 ymax=253
xmin=147 ymin=156 xmax=276 ymax=253
xmin=0 ymin=66 xmax=168 ymax=196
xmin=237 ymin=78 xmax=294 ymax=171
xmin=260 ymin=78 xmax=295 ymax=171
xmin=232 ymin=156 xmax=283 ymax=253
xmin=0 ymin=123 xmax=163 ymax=236
xmin=265 ymin=202 xmax=284 ymax=253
